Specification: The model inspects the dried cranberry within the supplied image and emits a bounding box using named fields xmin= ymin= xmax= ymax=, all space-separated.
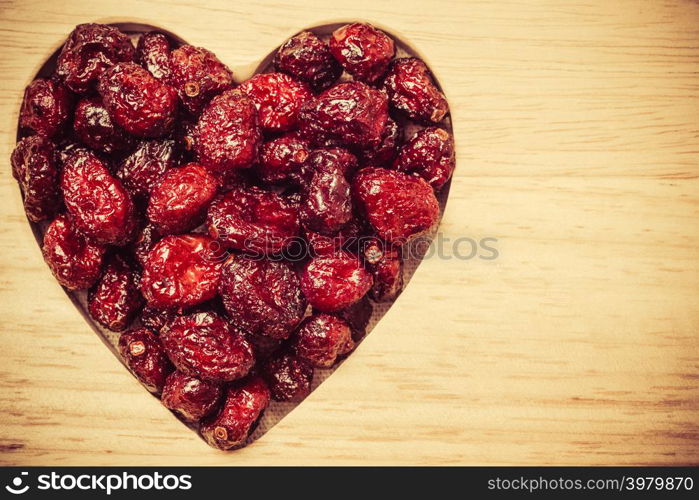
xmin=299 ymin=81 xmax=388 ymax=148
xmin=42 ymin=214 xmax=105 ymax=290
xmin=395 ymin=127 xmax=454 ymax=190
xmin=207 ymin=186 xmax=299 ymax=255
xmin=293 ymin=313 xmax=354 ymax=368
xmin=361 ymin=238 xmax=403 ymax=302
xmin=140 ymin=234 xmax=223 ymax=310
xmin=329 ymin=23 xmax=395 ymax=83
xmin=200 ymin=376 xmax=270 ymax=450
xmin=136 ymin=32 xmax=171 ymax=80
xmin=382 ymin=57 xmax=449 ymax=123
xmin=147 ymin=163 xmax=218 ymax=235
xmin=73 ymin=97 xmax=134 ymax=155
xmin=274 ymin=31 xmax=342 ymax=92
xmin=167 ymin=45 xmax=234 ymax=115
xmin=129 ymin=223 xmax=161 ymax=268
xmin=88 ymin=254 xmax=143 ymax=331
xmin=300 ymin=252 xmax=372 ymax=312
xmin=358 ymin=117 xmax=401 ymax=166
xmin=116 ymin=139 xmax=179 ymax=202
xmin=56 ymin=23 xmax=135 ymax=94
xmin=338 ymin=296 xmax=373 ymax=342
xmin=11 ymin=135 xmax=62 ymax=222
xmin=98 ymin=62 xmax=178 ymax=138
xmin=238 ymin=73 xmax=312 ymax=133
xmin=160 ymin=312 xmax=254 ymax=382
xmin=19 ymin=79 xmax=72 ymax=138
xmin=300 ymin=165 xmax=353 ymax=235
xmin=119 ymin=328 xmax=173 ymax=393
xmin=305 ymin=147 xmax=358 ymax=179
xmin=262 ymin=352 xmax=313 ymax=402
xmin=61 ymin=150 xmax=137 ymax=245
xmin=352 ymin=167 xmax=439 ymax=244
xmin=140 ymin=304 xmax=176 ymax=333
xmin=219 ymin=257 xmax=306 ymax=340
xmin=304 ymin=216 xmax=363 ymax=257
xmin=161 ymin=370 xmax=222 ymax=422
xmin=258 ymin=133 xmax=310 ymax=185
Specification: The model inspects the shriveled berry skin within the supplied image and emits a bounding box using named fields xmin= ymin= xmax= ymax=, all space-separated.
xmin=200 ymin=376 xmax=270 ymax=450
xmin=147 ymin=163 xmax=218 ymax=235
xmin=300 ymin=252 xmax=372 ymax=312
xmin=56 ymin=23 xmax=135 ymax=94
xmin=299 ymin=81 xmax=388 ymax=148
xmin=161 ymin=370 xmax=222 ymax=422
xmin=395 ymin=127 xmax=455 ymax=190
xmin=382 ymin=57 xmax=449 ymax=123
xmin=11 ymin=135 xmax=62 ymax=222
xmin=258 ymin=133 xmax=310 ymax=185
xmin=219 ymin=257 xmax=306 ymax=340
xmin=304 ymin=216 xmax=363 ymax=257
xmin=160 ymin=312 xmax=254 ymax=382
xmin=129 ymin=223 xmax=161 ymax=268
xmin=73 ymin=97 xmax=134 ymax=155
xmin=42 ymin=214 xmax=106 ymax=290
xmin=119 ymin=328 xmax=173 ymax=393
xmin=362 ymin=239 xmax=403 ymax=302
xmin=329 ymin=23 xmax=395 ymax=83
xmin=262 ymin=352 xmax=313 ymax=402
xmin=136 ymin=32 xmax=171 ymax=80
xmin=300 ymin=165 xmax=353 ymax=235
xmin=238 ymin=73 xmax=312 ymax=133
xmin=116 ymin=139 xmax=179 ymax=202
xmin=305 ymin=147 xmax=358 ymax=179
xmin=274 ymin=31 xmax=342 ymax=92
xmin=207 ymin=186 xmax=299 ymax=255
xmin=167 ymin=45 xmax=234 ymax=115
xmin=19 ymin=79 xmax=73 ymax=138
xmin=194 ymin=89 xmax=262 ymax=178
xmin=358 ymin=117 xmax=401 ymax=166
xmin=352 ymin=167 xmax=439 ymax=244
xmin=98 ymin=62 xmax=178 ymax=138
xmin=140 ymin=234 xmax=223 ymax=310
xmin=88 ymin=254 xmax=143 ymax=331
xmin=338 ymin=296 xmax=373 ymax=342
xmin=140 ymin=304 xmax=176 ymax=333
xmin=293 ymin=313 xmax=354 ymax=368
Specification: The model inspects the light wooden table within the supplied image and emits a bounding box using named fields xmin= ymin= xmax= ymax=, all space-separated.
xmin=0 ymin=0 xmax=697 ymax=466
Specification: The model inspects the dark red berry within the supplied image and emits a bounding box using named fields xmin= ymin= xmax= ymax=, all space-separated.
xmin=395 ymin=127 xmax=455 ymax=190
xmin=88 ymin=254 xmax=143 ymax=331
xmin=119 ymin=328 xmax=173 ymax=393
xmin=136 ymin=32 xmax=171 ymax=80
xmin=305 ymin=147 xmax=358 ymax=179
xmin=98 ymin=62 xmax=178 ymax=138
xmin=73 ymin=97 xmax=134 ymax=155
xmin=42 ymin=214 xmax=106 ymax=290
xmin=56 ymin=23 xmax=135 ymax=94
xmin=140 ymin=304 xmax=176 ymax=333
xmin=238 ymin=73 xmax=312 ymax=133
xmin=293 ymin=313 xmax=354 ymax=368
xmin=116 ymin=139 xmax=179 ymax=202
xmin=219 ymin=257 xmax=306 ymax=340
xmin=300 ymin=252 xmax=372 ymax=312
xmin=160 ymin=312 xmax=254 ymax=382
xmin=338 ymin=296 xmax=373 ymax=342
xmin=361 ymin=238 xmax=403 ymax=302
xmin=358 ymin=117 xmax=401 ymax=166
xmin=262 ymin=352 xmax=313 ymax=402
xmin=329 ymin=23 xmax=395 ymax=83
xmin=274 ymin=31 xmax=342 ymax=92
xmin=129 ymin=223 xmax=161 ymax=268
xmin=11 ymin=135 xmax=62 ymax=222
xmin=300 ymin=165 xmax=353 ymax=235
xmin=19 ymin=79 xmax=72 ymax=138
xmin=161 ymin=370 xmax=222 ymax=422
xmin=174 ymin=119 xmax=197 ymax=160
xmin=382 ymin=57 xmax=449 ymax=123
xmin=352 ymin=167 xmax=439 ymax=244
xmin=200 ymin=376 xmax=270 ymax=450
xmin=258 ymin=133 xmax=310 ymax=185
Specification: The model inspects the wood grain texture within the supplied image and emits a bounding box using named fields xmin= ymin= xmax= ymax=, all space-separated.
xmin=1 ymin=0 xmax=698 ymax=465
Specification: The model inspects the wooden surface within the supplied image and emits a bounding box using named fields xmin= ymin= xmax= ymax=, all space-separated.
xmin=1 ymin=0 xmax=698 ymax=465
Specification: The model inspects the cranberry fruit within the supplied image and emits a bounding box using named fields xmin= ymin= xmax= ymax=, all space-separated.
xmin=362 ymin=239 xmax=403 ymax=302
xmin=329 ymin=23 xmax=395 ymax=83
xmin=136 ymin=32 xmax=172 ymax=80
xmin=88 ymin=254 xmax=143 ymax=331
xmin=116 ymin=139 xmax=179 ymax=202
xmin=358 ymin=117 xmax=401 ymax=166
xmin=382 ymin=57 xmax=449 ymax=123
xmin=19 ymin=79 xmax=72 ymax=138
xmin=11 ymin=135 xmax=62 ymax=222
xmin=119 ymin=328 xmax=173 ymax=393
xmin=73 ymin=97 xmax=134 ymax=155
xmin=300 ymin=252 xmax=372 ymax=312
xmin=262 ymin=352 xmax=313 ymax=402
xmin=161 ymin=370 xmax=222 ymax=423
xmin=305 ymin=147 xmax=358 ymax=179
xmin=238 ymin=73 xmax=312 ymax=133
xmin=300 ymin=165 xmax=353 ymax=235
xmin=293 ymin=313 xmax=354 ymax=368
xmin=395 ymin=126 xmax=455 ymax=190
xmin=258 ymin=133 xmax=310 ymax=185
xmin=274 ymin=31 xmax=342 ymax=92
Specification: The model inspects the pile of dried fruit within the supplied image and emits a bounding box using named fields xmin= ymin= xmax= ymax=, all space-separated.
xmin=11 ymin=22 xmax=454 ymax=450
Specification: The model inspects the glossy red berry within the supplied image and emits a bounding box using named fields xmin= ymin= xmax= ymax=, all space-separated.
xmin=293 ymin=313 xmax=354 ymax=368
xmin=136 ymin=31 xmax=171 ymax=80
xmin=395 ymin=127 xmax=455 ymax=190
xmin=73 ymin=97 xmax=134 ymax=155
xmin=161 ymin=370 xmax=223 ymax=423
xmin=300 ymin=165 xmax=353 ymax=235
xmin=300 ymin=252 xmax=372 ymax=312
xmin=258 ymin=133 xmax=310 ymax=185
xmin=19 ymin=79 xmax=73 ymax=138
xmin=140 ymin=304 xmax=176 ymax=333
xmin=238 ymin=73 xmax=312 ymax=133
xmin=116 ymin=139 xmax=179 ymax=202
xmin=305 ymin=147 xmax=358 ymax=179
xmin=262 ymin=351 xmax=313 ymax=402
xmin=119 ymin=328 xmax=173 ymax=393
xmin=362 ymin=238 xmax=403 ymax=302
xmin=274 ymin=31 xmax=342 ymax=92
xmin=88 ymin=254 xmax=144 ymax=331
xmin=382 ymin=57 xmax=449 ymax=123
xmin=11 ymin=135 xmax=62 ymax=222
xmin=329 ymin=23 xmax=395 ymax=83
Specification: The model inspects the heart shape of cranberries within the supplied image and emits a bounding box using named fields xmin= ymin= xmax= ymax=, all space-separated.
xmin=11 ymin=21 xmax=454 ymax=450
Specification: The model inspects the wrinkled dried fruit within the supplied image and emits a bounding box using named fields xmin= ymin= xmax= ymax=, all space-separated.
xmin=119 ymin=328 xmax=173 ymax=393
xmin=88 ymin=254 xmax=143 ymax=331
xmin=116 ymin=139 xmax=179 ymax=202
xmin=382 ymin=57 xmax=449 ymax=123
xmin=304 ymin=216 xmax=364 ymax=257
xmin=19 ymin=79 xmax=72 ymax=138
xmin=358 ymin=117 xmax=401 ymax=166
xmin=262 ymin=352 xmax=313 ymax=402
xmin=361 ymin=238 xmax=403 ymax=302
xmin=293 ymin=313 xmax=354 ymax=368
xmin=73 ymin=97 xmax=134 ymax=155
xmin=238 ymin=73 xmax=312 ymax=133
xmin=161 ymin=370 xmax=222 ymax=422
xmin=11 ymin=135 xmax=62 ymax=222
xmin=338 ymin=296 xmax=373 ymax=342
xmin=300 ymin=165 xmax=353 ymax=235
xmin=305 ymin=147 xmax=358 ymax=179
xmin=329 ymin=23 xmax=395 ymax=83
xmin=219 ymin=257 xmax=306 ymax=340
xmin=160 ymin=312 xmax=254 ymax=382
xmin=136 ymin=32 xmax=172 ymax=80
xmin=395 ymin=126 xmax=455 ymax=190
xmin=258 ymin=133 xmax=310 ymax=185
xmin=300 ymin=252 xmax=372 ymax=312
xmin=140 ymin=304 xmax=176 ymax=333
xmin=274 ymin=31 xmax=342 ymax=92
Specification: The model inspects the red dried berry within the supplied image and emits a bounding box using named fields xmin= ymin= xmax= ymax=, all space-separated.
xmin=207 ymin=186 xmax=299 ymax=255
xmin=19 ymin=79 xmax=72 ymax=138
xmin=136 ymin=32 xmax=171 ymax=80
xmin=129 ymin=223 xmax=161 ymax=268
xmin=299 ymin=81 xmax=388 ymax=148
xmin=293 ymin=313 xmax=354 ymax=368
xmin=304 ymin=216 xmax=363 ymax=257
xmin=300 ymin=165 xmax=353 ymax=235
xmin=161 ymin=370 xmax=222 ymax=423
xmin=358 ymin=117 xmax=401 ymax=166
xmin=194 ymin=89 xmax=262 ymax=178
xmin=362 ymin=238 xmax=403 ymax=302
xmin=300 ymin=252 xmax=372 ymax=312
xmin=274 ymin=31 xmax=342 ymax=92
xmin=352 ymin=167 xmax=439 ymax=244
xmin=395 ymin=127 xmax=455 ymax=190
xmin=167 ymin=45 xmax=234 ymax=115
xmin=56 ymin=23 xmax=135 ymax=94
xmin=88 ymin=254 xmax=143 ymax=331
xmin=147 ymin=163 xmax=218 ymax=235
xmin=200 ymin=376 xmax=270 ymax=450
xmin=329 ymin=23 xmax=395 ymax=83
xmin=219 ymin=257 xmax=306 ymax=340
xmin=382 ymin=57 xmax=449 ymax=123
xmin=140 ymin=234 xmax=223 ymax=310
xmin=140 ymin=304 xmax=176 ymax=333
xmin=98 ymin=62 xmax=178 ymax=138
xmin=61 ymin=150 xmax=137 ymax=245
xmin=305 ymin=147 xmax=358 ymax=179
xmin=262 ymin=352 xmax=313 ymax=402
xmin=160 ymin=312 xmax=254 ymax=382
xmin=258 ymin=133 xmax=310 ymax=185
xmin=11 ymin=135 xmax=62 ymax=222
xmin=42 ymin=214 xmax=106 ymax=290
xmin=116 ymin=139 xmax=179 ymax=202
xmin=238 ymin=73 xmax=312 ymax=133
xmin=73 ymin=97 xmax=134 ymax=154
xmin=119 ymin=328 xmax=173 ymax=393
xmin=338 ymin=296 xmax=373 ymax=342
